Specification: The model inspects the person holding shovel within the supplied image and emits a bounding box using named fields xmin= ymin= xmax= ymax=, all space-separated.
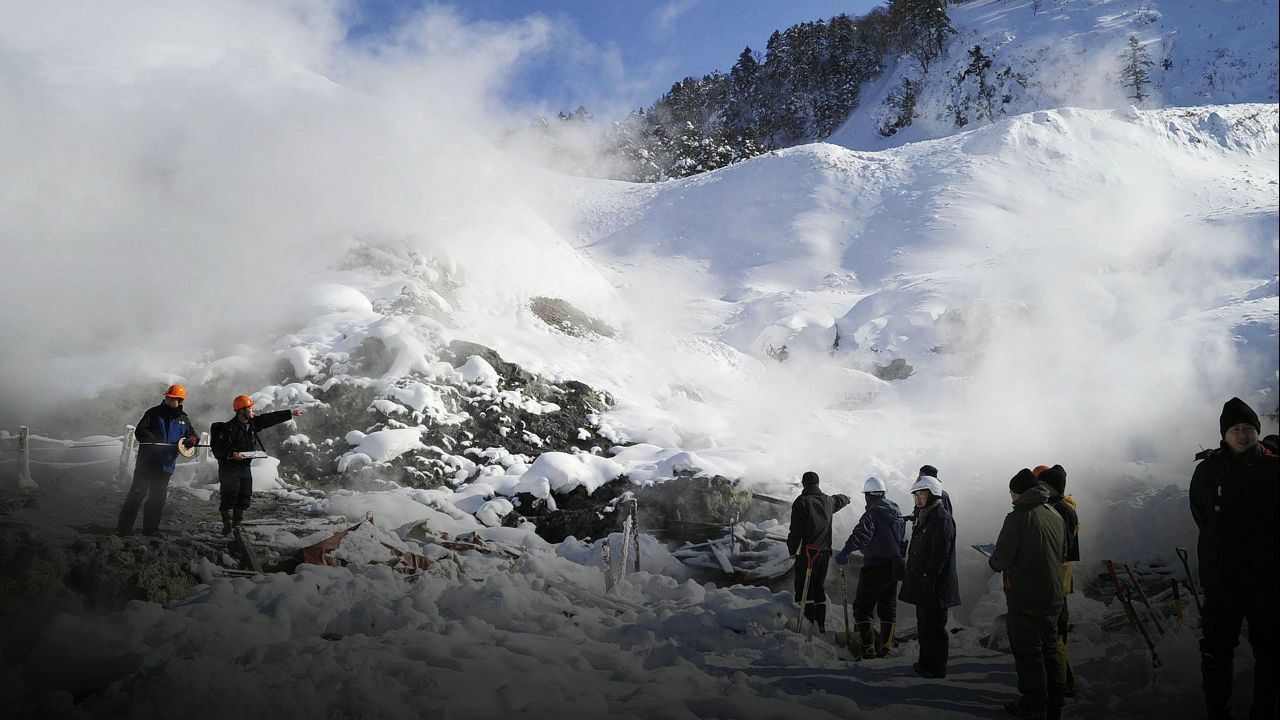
xmin=786 ymin=471 xmax=851 ymax=635
xmin=210 ymin=394 xmax=303 ymax=536
xmin=835 ymin=475 xmax=907 ymax=657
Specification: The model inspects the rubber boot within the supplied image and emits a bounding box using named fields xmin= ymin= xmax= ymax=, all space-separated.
xmin=877 ymin=622 xmax=896 ymax=658
xmin=232 ymin=508 xmax=244 ymax=532
xmin=220 ymin=509 xmax=233 ymax=536
xmin=856 ymin=621 xmax=877 ymax=659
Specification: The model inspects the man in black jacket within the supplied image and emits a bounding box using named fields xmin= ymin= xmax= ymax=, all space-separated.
xmin=787 ymin=471 xmax=851 ymax=634
xmin=116 ymin=385 xmax=199 ymax=536
xmin=211 ymin=394 xmax=303 ymax=535
xmin=1190 ymin=397 xmax=1278 ymax=720
xmin=900 ymin=474 xmax=960 ymax=679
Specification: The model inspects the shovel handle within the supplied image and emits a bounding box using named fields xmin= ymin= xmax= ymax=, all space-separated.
xmin=804 ymin=543 xmax=821 ymax=568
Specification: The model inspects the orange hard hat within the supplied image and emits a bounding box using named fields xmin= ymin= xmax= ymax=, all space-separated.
xmin=232 ymin=395 xmax=255 ymax=411
xmin=164 ymin=384 xmax=187 ymax=400
xmin=1032 ymin=465 xmax=1051 ymax=478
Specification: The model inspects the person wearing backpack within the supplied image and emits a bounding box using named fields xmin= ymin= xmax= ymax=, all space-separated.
xmin=211 ymin=394 xmax=303 ymax=535
xmin=1190 ymin=397 xmax=1278 ymax=720
xmin=116 ymin=385 xmax=200 ymax=536
xmin=786 ymin=471 xmax=852 ymax=634
xmin=835 ymin=475 xmax=907 ymax=657
xmin=991 ymin=468 xmax=1066 ymax=720
xmin=1035 ymin=464 xmax=1080 ymax=699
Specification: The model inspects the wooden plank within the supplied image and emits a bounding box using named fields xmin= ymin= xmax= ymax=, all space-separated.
xmin=709 ymin=541 xmax=734 ymax=574
xmin=235 ymin=526 xmax=262 ymax=574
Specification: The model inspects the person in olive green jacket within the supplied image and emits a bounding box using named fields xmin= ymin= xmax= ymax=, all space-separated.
xmin=989 ymin=469 xmax=1067 ymax=720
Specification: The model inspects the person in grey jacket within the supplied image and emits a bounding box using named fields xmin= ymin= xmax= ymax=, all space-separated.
xmin=989 ymin=468 xmax=1066 ymax=720
xmin=787 ymin=471 xmax=851 ymax=634
xmin=836 ymin=475 xmax=907 ymax=657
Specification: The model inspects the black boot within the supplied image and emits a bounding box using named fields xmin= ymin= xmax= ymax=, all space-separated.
xmin=856 ymin=621 xmax=877 ymax=658
xmin=232 ymin=508 xmax=244 ymax=532
xmin=220 ymin=509 xmax=233 ymax=536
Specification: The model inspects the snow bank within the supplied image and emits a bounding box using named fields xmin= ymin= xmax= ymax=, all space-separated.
xmin=513 ymin=451 xmax=625 ymax=497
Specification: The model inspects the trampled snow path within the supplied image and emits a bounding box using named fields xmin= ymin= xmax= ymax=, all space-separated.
xmin=7 ymin=518 xmax=1224 ymax=720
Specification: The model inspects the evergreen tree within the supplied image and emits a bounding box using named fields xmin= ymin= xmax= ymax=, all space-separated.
xmin=889 ymin=0 xmax=955 ymax=71
xmin=1119 ymin=35 xmax=1154 ymax=103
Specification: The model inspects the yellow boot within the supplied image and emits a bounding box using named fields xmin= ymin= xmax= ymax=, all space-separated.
xmin=877 ymin=622 xmax=896 ymax=658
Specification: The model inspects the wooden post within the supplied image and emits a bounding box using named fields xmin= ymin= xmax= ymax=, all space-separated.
xmin=116 ymin=424 xmax=135 ymax=487
xmin=602 ymin=537 xmax=614 ymax=591
xmin=17 ymin=426 xmax=35 ymax=488
xmin=618 ymin=514 xmax=633 ymax=581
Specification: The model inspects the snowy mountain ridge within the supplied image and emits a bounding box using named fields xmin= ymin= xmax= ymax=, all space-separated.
xmin=828 ymin=0 xmax=1279 ymax=149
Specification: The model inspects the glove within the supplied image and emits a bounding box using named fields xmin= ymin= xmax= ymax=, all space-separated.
xmin=835 ymin=549 xmax=851 ymax=566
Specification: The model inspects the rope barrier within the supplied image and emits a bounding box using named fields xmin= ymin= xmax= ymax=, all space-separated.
xmin=0 ymin=443 xmax=124 ymax=452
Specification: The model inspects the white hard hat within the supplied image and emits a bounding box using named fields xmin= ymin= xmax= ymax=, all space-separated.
xmin=909 ymin=476 xmax=944 ymax=497
xmin=863 ymin=475 xmax=886 ymax=493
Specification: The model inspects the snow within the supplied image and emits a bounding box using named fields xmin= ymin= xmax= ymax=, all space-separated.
xmin=457 ymin=355 xmax=499 ymax=386
xmin=514 ymin=451 xmax=626 ymax=496
xmin=1 ymin=0 xmax=1276 ymax=717
xmin=337 ymin=427 xmax=425 ymax=469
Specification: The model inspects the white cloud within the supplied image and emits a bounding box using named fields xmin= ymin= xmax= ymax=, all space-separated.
xmin=652 ymin=0 xmax=701 ymax=34
xmin=0 ymin=0 xmax=568 ymax=420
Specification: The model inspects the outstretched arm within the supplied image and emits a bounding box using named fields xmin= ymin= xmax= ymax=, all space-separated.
xmin=252 ymin=409 xmax=298 ymax=432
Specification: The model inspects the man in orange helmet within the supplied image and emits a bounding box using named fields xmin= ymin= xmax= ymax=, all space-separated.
xmin=210 ymin=394 xmax=303 ymax=535
xmin=116 ymin=384 xmax=199 ymax=536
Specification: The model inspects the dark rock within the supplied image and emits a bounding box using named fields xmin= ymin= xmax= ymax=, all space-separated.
xmin=529 ymin=297 xmax=616 ymax=339
xmin=873 ymin=358 xmax=914 ymax=381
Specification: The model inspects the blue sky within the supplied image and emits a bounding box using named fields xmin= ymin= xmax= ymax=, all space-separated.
xmin=345 ymin=0 xmax=882 ymax=116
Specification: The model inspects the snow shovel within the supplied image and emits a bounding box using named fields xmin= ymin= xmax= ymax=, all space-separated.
xmin=1106 ymin=560 xmax=1161 ymax=668
xmin=1170 ymin=578 xmax=1183 ymax=621
xmin=1175 ymin=547 xmax=1203 ymax=619
xmin=835 ymin=566 xmax=855 ymax=649
xmin=793 ymin=544 xmax=820 ymax=636
xmin=1124 ymin=563 xmax=1165 ymax=635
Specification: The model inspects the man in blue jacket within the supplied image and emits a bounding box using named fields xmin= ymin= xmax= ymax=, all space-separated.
xmin=836 ymin=475 xmax=907 ymax=657
xmin=900 ymin=475 xmax=960 ymax=678
xmin=116 ymin=385 xmax=199 ymax=536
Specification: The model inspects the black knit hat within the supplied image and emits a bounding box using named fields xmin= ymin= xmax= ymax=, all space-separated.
xmin=1039 ymin=465 xmax=1067 ymax=496
xmin=918 ymin=464 xmax=939 ymax=478
xmin=801 ymin=471 xmax=820 ymax=486
xmin=1009 ymin=468 xmax=1038 ymax=494
xmin=1220 ymin=397 xmax=1261 ymax=435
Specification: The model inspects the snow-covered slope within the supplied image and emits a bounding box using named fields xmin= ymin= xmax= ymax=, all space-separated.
xmin=552 ymin=103 xmax=1278 ymax=503
xmin=1 ymin=2 xmax=1278 ymax=717
xmin=828 ymin=0 xmax=1279 ymax=149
